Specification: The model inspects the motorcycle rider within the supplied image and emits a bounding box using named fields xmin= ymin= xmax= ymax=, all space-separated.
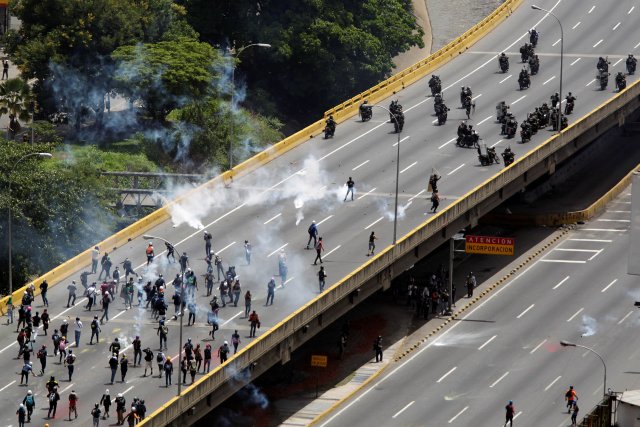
xmin=529 ymin=28 xmax=539 ymax=47
xmin=518 ymin=67 xmax=530 ymax=89
xmin=496 ymin=101 xmax=509 ymax=123
xmin=616 ymin=71 xmax=626 ymax=91
xmin=429 ymin=75 xmax=441 ymax=96
xmin=520 ymin=120 xmax=532 ymax=141
xmin=597 ymin=68 xmax=610 ymax=89
xmin=550 ymin=92 xmax=560 ymax=108
xmin=565 ymin=92 xmax=576 ymax=114
xmin=434 ymin=93 xmax=443 ymax=109
xmin=498 ymin=53 xmax=509 ymax=72
xmin=529 ymin=54 xmax=540 ymax=74
xmin=519 ymin=43 xmax=530 ymax=62
xmin=503 ymin=114 xmax=517 ymax=137
xmin=359 ymin=100 xmax=372 ymax=121
xmin=436 ymin=102 xmax=450 ymax=124
xmin=627 ymin=54 xmax=637 ymax=75
xmin=389 ymin=100 xmax=402 ymax=123
xmin=460 ymin=86 xmax=472 ymax=107
xmin=457 ymin=122 xmax=468 ymax=140
xmin=325 ymin=115 xmax=336 ymax=137
xmin=597 ymin=56 xmax=610 ymax=73
xmin=502 ymin=146 xmax=515 ymax=166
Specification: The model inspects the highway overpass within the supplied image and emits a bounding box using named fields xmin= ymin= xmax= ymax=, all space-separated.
xmin=0 ymin=0 xmax=639 ymax=425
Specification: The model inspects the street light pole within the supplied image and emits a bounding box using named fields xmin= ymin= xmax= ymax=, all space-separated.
xmin=8 ymin=152 xmax=52 ymax=296
xmin=532 ymin=5 xmax=564 ymax=133
xmin=560 ymin=340 xmax=608 ymax=397
xmin=143 ymin=234 xmax=185 ymax=396
xmin=228 ymin=43 xmax=272 ymax=169
xmin=369 ymin=104 xmax=402 ymax=244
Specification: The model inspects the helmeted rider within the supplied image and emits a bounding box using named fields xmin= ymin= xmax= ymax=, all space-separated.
xmin=325 ymin=115 xmax=336 ymax=133
xmin=616 ymin=71 xmax=626 ymax=89
xmin=597 ymin=56 xmax=609 ymax=72
xmin=499 ymin=53 xmax=509 ymax=71
xmin=359 ymin=100 xmax=372 ymax=120
xmin=529 ymin=28 xmax=539 ymax=46
xmin=627 ymin=54 xmax=637 ymax=74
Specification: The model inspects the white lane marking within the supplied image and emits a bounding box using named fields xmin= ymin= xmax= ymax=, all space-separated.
xmin=365 ymin=217 xmax=384 ymax=230
xmin=490 ymin=140 xmax=502 ymax=148
xmin=352 ymin=160 xmax=370 ymax=171
xmin=601 ymin=279 xmax=617 ymax=293
xmin=530 ymin=339 xmax=547 ymax=354
xmin=358 ymin=187 xmax=377 ymax=200
xmin=221 ymin=311 xmax=243 ymax=327
xmin=598 ymin=218 xmax=630 ymax=222
xmin=569 ymin=238 xmax=612 ymax=242
xmin=392 ymin=135 xmax=411 ymax=147
xmin=613 ymin=58 xmax=624 ymax=67
xmin=263 ymin=213 xmax=282 ymax=225
xmin=553 ymin=248 xmax=599 ymax=253
xmin=490 ymin=371 xmax=509 ymax=388
xmin=112 ymin=309 xmax=128 ymax=320
xmin=618 ymin=311 xmax=634 ymax=325
xmin=60 ymin=383 xmax=75 ymax=394
xmin=567 ymin=307 xmax=584 ymax=322
xmin=122 ymin=385 xmax=134 ymax=395
xmin=51 ymin=297 xmax=88 ymax=321
xmin=447 ymin=164 xmax=465 ymax=176
xmin=0 ymin=380 xmax=16 ymax=392
xmin=400 ymin=161 xmax=418 ymax=174
xmin=318 ymin=121 xmax=388 ymax=162
xmin=438 ymin=138 xmax=456 ymax=149
xmin=317 ymin=215 xmax=334 ymax=226
xmin=216 ymin=241 xmax=236 ymax=254
xmin=409 ymin=189 xmax=426 ymax=201
xmin=588 ymin=5 xmax=595 ymax=13
xmin=516 ymin=304 xmax=535 ymax=319
xmin=268 ymin=243 xmax=288 ymax=258
xmin=514 ymin=412 xmax=523 ymax=420
xmin=608 ymin=210 xmax=630 ymax=213
xmin=0 ymin=341 xmax=17 ymax=354
xmin=545 ymin=375 xmax=562 ymax=391
xmin=570 ymin=58 xmax=581 ymax=66
xmin=499 ymin=74 xmax=512 ymax=84
xmin=448 ymin=406 xmax=469 ymax=424
xmin=552 ymin=38 xmax=561 ymax=47
xmin=324 ymin=245 xmax=342 ymax=257
xmin=472 ymin=94 xmax=482 ymax=101
xmin=586 ymin=79 xmax=595 ymax=87
xmin=588 ymin=249 xmax=603 ymax=260
xmin=629 ymin=6 xmax=635 ymax=14
xmin=552 ymin=276 xmax=570 ymax=290
xmin=478 ymin=335 xmax=497 ymax=350
xmin=543 ymin=76 xmax=556 ymax=85
xmin=582 ymin=227 xmax=627 ymax=231
xmin=392 ymin=401 xmax=415 ymax=419
xmin=593 ymin=39 xmax=603 ymax=48
xmin=511 ymin=95 xmax=526 ymax=105
xmin=540 ymin=259 xmax=586 ymax=264
xmin=437 ymin=366 xmax=457 ymax=383
xmin=612 ymin=22 xmax=621 ymax=31
xmin=572 ymin=22 xmax=581 ymax=30
xmin=476 ymin=115 xmax=493 ymax=125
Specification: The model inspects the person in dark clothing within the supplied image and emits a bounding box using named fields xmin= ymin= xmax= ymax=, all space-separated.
xmin=504 ymin=400 xmax=515 ymax=427
xmin=47 ymin=388 xmax=60 ymax=419
xmin=373 ymin=335 xmax=383 ymax=362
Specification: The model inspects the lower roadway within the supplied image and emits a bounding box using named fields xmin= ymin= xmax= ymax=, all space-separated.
xmin=320 ymin=190 xmax=640 ymax=427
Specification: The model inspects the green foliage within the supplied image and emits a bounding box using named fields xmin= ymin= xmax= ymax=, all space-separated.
xmin=0 ymin=140 xmax=117 ymax=291
xmin=0 ymin=78 xmax=33 ymax=124
xmin=64 ymin=139 xmax=166 ymax=173
xmin=175 ymin=97 xmax=283 ymax=169
xmin=179 ymin=0 xmax=424 ymax=120
xmin=112 ymin=38 xmax=222 ymax=120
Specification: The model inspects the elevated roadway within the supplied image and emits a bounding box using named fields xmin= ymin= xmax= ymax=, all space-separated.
xmin=319 ymin=191 xmax=638 ymax=427
xmin=0 ymin=0 xmax=639 ymax=425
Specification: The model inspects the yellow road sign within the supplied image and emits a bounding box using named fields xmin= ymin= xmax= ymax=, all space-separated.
xmin=465 ymin=235 xmax=515 ymax=255
xmin=311 ymin=355 xmax=328 ymax=367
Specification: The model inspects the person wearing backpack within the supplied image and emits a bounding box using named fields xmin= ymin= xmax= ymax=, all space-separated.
xmin=90 ymin=315 xmax=101 ymax=344
xmin=16 ymin=403 xmax=27 ymax=427
xmin=115 ymin=393 xmax=126 ymax=425
xmin=120 ymin=354 xmax=129 ymax=383
xmin=37 ymin=344 xmax=48 ymax=375
xmin=218 ymin=341 xmax=230 ymax=364
xmin=163 ymin=357 xmax=174 ymax=387
xmin=157 ymin=321 xmax=168 ymax=350
xmin=248 ymin=311 xmax=260 ymax=338
xmin=203 ymin=344 xmax=212 ymax=373
xmin=101 ymin=292 xmax=111 ymax=324
xmin=68 ymin=389 xmax=78 ymax=420
xmin=108 ymin=354 xmax=119 ymax=384
xmin=306 ymin=220 xmax=318 ymax=249
xmin=91 ymin=402 xmax=102 ymax=426
xmin=143 ymin=347 xmax=154 ymax=377
xmin=189 ymin=358 xmax=198 ymax=384
xmin=47 ymin=387 xmax=60 ymax=419
xmin=266 ymin=278 xmax=276 ymax=306
xmin=156 ymin=351 xmax=166 ymax=378
xmin=22 ymin=390 xmax=35 ymax=422
xmin=65 ymin=350 xmax=76 ymax=381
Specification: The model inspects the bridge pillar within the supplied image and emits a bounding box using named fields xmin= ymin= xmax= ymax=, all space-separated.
xmin=280 ymin=336 xmax=292 ymax=364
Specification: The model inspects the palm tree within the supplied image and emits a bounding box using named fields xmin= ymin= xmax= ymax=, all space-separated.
xmin=0 ymin=78 xmax=33 ymax=137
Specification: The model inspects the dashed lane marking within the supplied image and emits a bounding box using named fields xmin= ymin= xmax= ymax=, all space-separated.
xmin=552 ymin=276 xmax=570 ymax=290
xmin=448 ymin=406 xmax=469 ymax=424
xmin=567 ymin=307 xmax=584 ymax=322
xmin=530 ymin=339 xmax=547 ymax=354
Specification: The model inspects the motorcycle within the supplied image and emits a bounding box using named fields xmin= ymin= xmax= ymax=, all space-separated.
xmin=429 ymin=81 xmax=442 ymax=97
xmin=628 ymin=58 xmax=637 ymax=75
xmin=518 ymin=74 xmax=530 ymax=90
xmin=499 ymin=57 xmax=509 ymax=73
xmin=496 ymin=102 xmax=509 ymax=123
xmin=437 ymin=110 xmax=448 ymax=125
xmin=520 ymin=126 xmax=532 ymax=143
xmin=393 ymin=112 xmax=405 ymax=133
xmin=529 ymin=58 xmax=539 ymax=75
xmin=360 ymin=106 xmax=372 ymax=122
xmin=564 ymin=100 xmax=574 ymax=115
xmin=456 ymin=132 xmax=480 ymax=148
xmin=324 ymin=124 xmax=335 ymax=139
xmin=477 ymin=145 xmax=500 ymax=166
xmin=529 ymin=31 xmax=538 ymax=48
xmin=502 ymin=148 xmax=515 ymax=167
xmin=551 ymin=116 xmax=568 ymax=131
xmin=505 ymin=121 xmax=517 ymax=139
xmin=616 ymin=75 xmax=627 ymax=92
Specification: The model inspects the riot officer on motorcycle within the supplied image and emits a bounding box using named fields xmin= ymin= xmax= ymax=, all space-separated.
xmin=496 ymin=101 xmax=509 ymax=123
xmin=460 ymin=86 xmax=472 ymax=107
xmin=498 ymin=53 xmax=509 ymax=73
xmin=518 ymin=67 xmax=530 ymax=90
xmin=429 ymin=75 xmax=442 ymax=96
xmin=359 ymin=100 xmax=372 ymax=121
xmin=616 ymin=72 xmax=627 ymax=91
xmin=597 ymin=69 xmax=610 ymax=90
xmin=520 ymin=120 xmax=532 ymax=142
xmin=627 ymin=54 xmax=637 ymax=75
xmin=529 ymin=29 xmax=539 ymax=47
xmin=324 ymin=115 xmax=336 ymax=138
xmin=597 ymin=56 xmax=610 ymax=73
xmin=502 ymin=146 xmax=515 ymax=166
xmin=389 ymin=100 xmax=402 ymax=123
xmin=529 ymin=54 xmax=540 ymax=75
xmin=565 ymin=92 xmax=576 ymax=114
xmin=457 ymin=122 xmax=468 ymax=140
xmin=527 ymin=112 xmax=539 ymax=134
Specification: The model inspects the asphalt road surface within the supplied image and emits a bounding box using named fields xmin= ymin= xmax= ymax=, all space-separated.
xmin=319 ymin=191 xmax=639 ymax=426
xmin=1 ymin=0 xmax=639 ymax=425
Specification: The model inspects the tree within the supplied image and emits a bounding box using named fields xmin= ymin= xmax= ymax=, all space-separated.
xmin=0 ymin=78 xmax=33 ymax=136
xmin=178 ymin=0 xmax=424 ymax=121
xmin=5 ymin=0 xmax=196 ymax=120
xmin=111 ymin=38 xmax=222 ymax=121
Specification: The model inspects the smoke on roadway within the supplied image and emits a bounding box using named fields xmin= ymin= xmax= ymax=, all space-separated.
xmin=580 ymin=315 xmax=598 ymax=337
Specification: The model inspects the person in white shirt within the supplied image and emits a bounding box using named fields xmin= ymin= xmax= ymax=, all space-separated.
xmin=74 ymin=318 xmax=83 ymax=348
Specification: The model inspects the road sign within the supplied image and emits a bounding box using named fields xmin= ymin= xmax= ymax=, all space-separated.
xmin=465 ymin=235 xmax=514 ymax=255
xmin=311 ymin=355 xmax=328 ymax=367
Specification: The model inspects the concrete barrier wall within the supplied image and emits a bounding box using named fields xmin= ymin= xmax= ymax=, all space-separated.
xmin=137 ymin=71 xmax=640 ymax=427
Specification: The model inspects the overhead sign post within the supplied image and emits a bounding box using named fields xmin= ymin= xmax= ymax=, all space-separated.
xmin=311 ymin=355 xmax=328 ymax=398
xmin=465 ymin=235 xmax=515 ymax=255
